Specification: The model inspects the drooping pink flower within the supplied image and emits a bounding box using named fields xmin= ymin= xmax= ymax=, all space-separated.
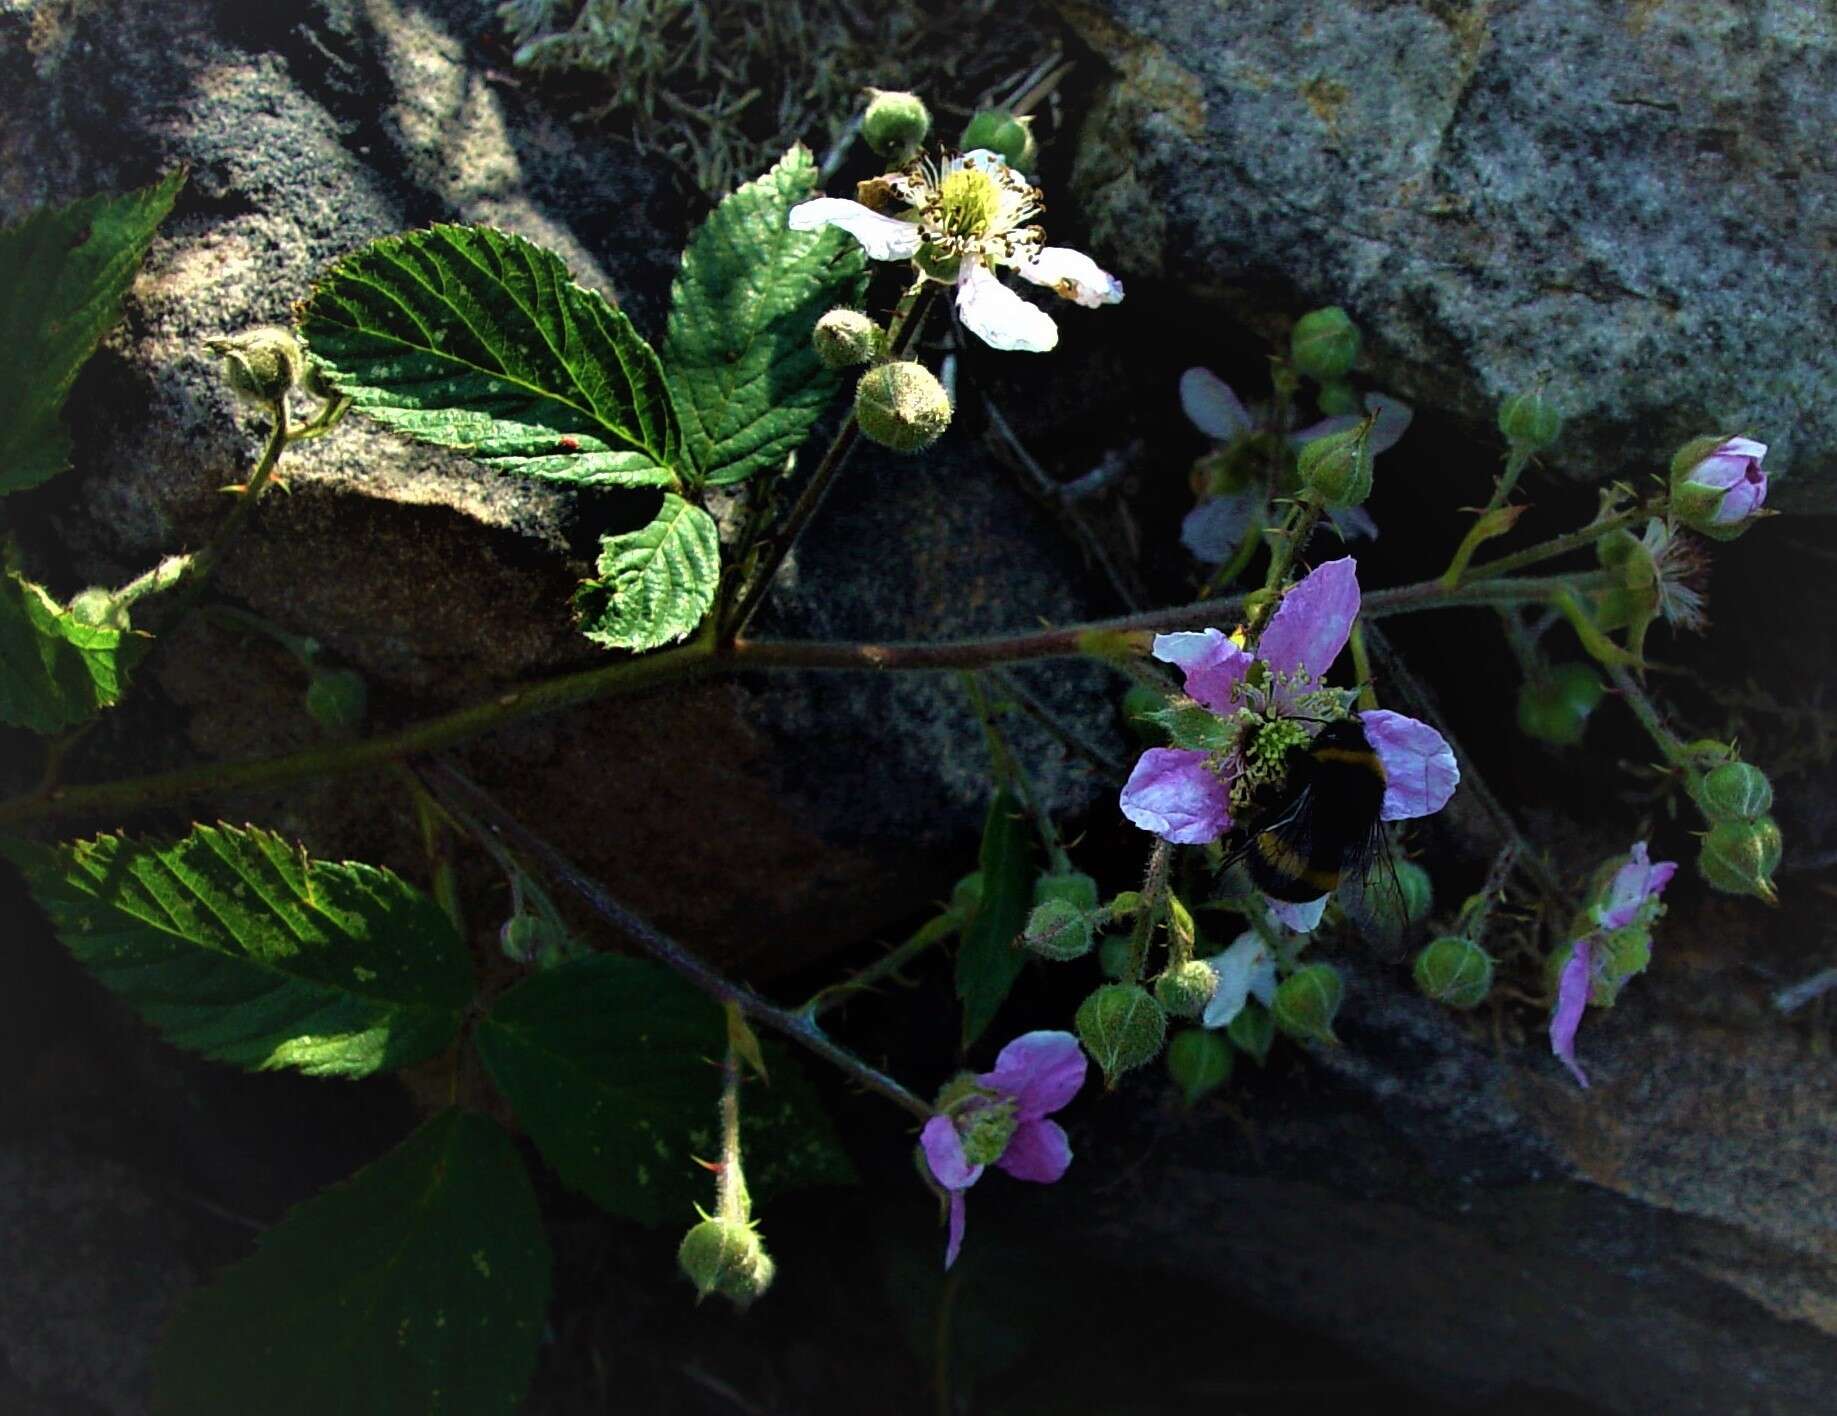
xmin=919 ymin=1030 xmax=1086 ymax=1268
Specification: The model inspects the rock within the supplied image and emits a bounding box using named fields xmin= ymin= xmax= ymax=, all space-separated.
xmin=1061 ymin=0 xmax=1835 ymax=509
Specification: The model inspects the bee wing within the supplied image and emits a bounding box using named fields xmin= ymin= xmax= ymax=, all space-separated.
xmin=1335 ymin=827 xmax=1419 ymax=962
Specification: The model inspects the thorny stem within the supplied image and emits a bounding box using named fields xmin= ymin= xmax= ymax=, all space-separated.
xmin=1125 ymin=839 xmax=1172 ymax=982
xmin=1248 ymin=496 xmax=1325 ymax=635
xmin=715 ymin=1009 xmax=749 ymax=1223
xmin=1458 ymin=507 xmax=1647 ymax=583
xmin=1603 ymin=658 xmax=1689 ymax=766
xmin=417 ymin=761 xmax=935 ymax=1123
xmin=804 ymin=910 xmax=959 ymax=1019
xmin=1484 ymin=445 xmax=1534 ymax=515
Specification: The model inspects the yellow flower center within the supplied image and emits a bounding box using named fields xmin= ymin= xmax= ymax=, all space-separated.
xmin=936 ymin=168 xmax=1001 ymax=238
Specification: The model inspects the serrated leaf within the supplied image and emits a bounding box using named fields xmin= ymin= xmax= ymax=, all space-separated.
xmin=0 ymin=168 xmax=184 ymax=495
xmin=300 ymin=224 xmax=683 ymax=488
xmin=572 ymin=492 xmax=719 ymax=651
xmin=475 ymin=955 xmax=852 ymax=1224
xmin=153 ymin=1110 xmax=549 ymax=1416
xmin=955 ymin=789 xmax=1037 ymax=1048
xmin=663 ymin=145 xmax=868 ymax=487
xmin=5 ymin=824 xmax=472 ymax=1078
xmin=0 ymin=565 xmax=144 ymax=733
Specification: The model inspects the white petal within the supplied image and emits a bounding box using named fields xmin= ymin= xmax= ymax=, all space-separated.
xmin=786 ymin=198 xmax=921 ymax=261
xmin=1016 ymin=247 xmax=1124 ymax=308
xmin=1267 ymin=896 xmax=1328 ymax=933
xmin=1201 ymin=933 xmax=1278 ymax=1029
xmin=956 ymin=263 xmax=1058 ymax=353
xmin=1180 ymin=368 xmax=1253 ymax=441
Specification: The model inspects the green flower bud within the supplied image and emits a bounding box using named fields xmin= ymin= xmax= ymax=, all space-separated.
xmin=1097 ymin=934 xmax=1133 ymax=981
xmin=1075 ymin=983 xmax=1167 ymax=1087
xmin=304 ymin=668 xmax=368 ymax=733
xmin=1289 ymin=306 xmax=1360 ymax=382
xmin=1167 ymin=1027 xmax=1233 ymax=1107
xmin=961 ymin=108 xmax=1037 ymax=173
xmin=1034 ymin=871 xmax=1100 ymax=914
xmin=1497 ymin=388 xmax=1563 ymax=452
xmin=1315 ymin=379 xmax=1361 ymax=416
xmin=1271 ymin=964 xmax=1344 ymax=1044
xmin=1412 ymin=936 xmax=1494 ymax=1009
xmin=1153 ymin=959 xmax=1219 ymax=1020
xmin=854 ymin=360 xmax=951 ymax=453
xmin=1697 ymin=815 xmax=1782 ymax=904
xmin=208 ymin=327 xmax=302 ymax=407
xmin=1516 ymin=663 xmax=1606 ymax=747
xmin=952 ymin=871 xmax=984 ymax=918
xmin=1694 ymin=761 xmax=1773 ymax=823
xmin=1669 ymin=434 xmax=1769 ymax=541
xmin=811 ymin=307 xmax=885 ymax=369
xmin=65 ymin=586 xmax=130 ymax=630
xmin=862 ymin=89 xmax=931 ymax=160
xmin=1295 ymin=419 xmax=1374 ymax=508
xmin=678 ymin=1216 xmax=775 ymax=1310
xmin=1023 ymin=898 xmax=1095 ymax=961
xmin=1226 ymin=999 xmax=1275 ymax=1065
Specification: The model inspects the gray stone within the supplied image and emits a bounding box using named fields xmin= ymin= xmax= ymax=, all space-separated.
xmin=1062 ymin=0 xmax=1834 ymax=509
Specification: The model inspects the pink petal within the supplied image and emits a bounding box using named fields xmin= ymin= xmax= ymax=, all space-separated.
xmin=1182 ymin=493 xmax=1265 ymax=564
xmin=1151 ymin=629 xmax=1253 ymax=714
xmin=1289 ymin=414 xmax=1358 ymax=447
xmin=786 ymin=198 xmax=922 ymax=261
xmin=1323 ymin=504 xmax=1380 ymax=543
xmin=1180 ymin=367 xmax=1253 ymax=441
xmin=1258 ymin=557 xmax=1361 ymax=679
xmin=1359 ymin=709 xmax=1460 ymax=820
xmin=995 ymin=1118 xmax=1073 ymax=1184
xmin=979 ymin=1030 xmax=1087 ymax=1118
xmin=1015 ymin=247 xmax=1124 ymax=307
xmin=1550 ymin=937 xmax=1594 ymax=1088
xmin=1267 ymin=895 xmax=1328 ymax=933
xmin=1120 ymin=749 xmax=1234 ymax=845
xmin=944 ymin=1190 xmax=967 ymax=1270
xmin=920 ymin=1115 xmax=984 ymax=1191
xmin=1596 ymin=842 xmax=1677 ymax=930
xmin=956 ymin=262 xmax=1058 ymax=353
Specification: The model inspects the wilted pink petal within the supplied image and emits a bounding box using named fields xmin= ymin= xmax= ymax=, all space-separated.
xmin=787 ymin=198 xmax=923 ymax=261
xmin=1259 ymin=557 xmax=1360 ymax=679
xmin=1152 ymin=629 xmax=1253 ymax=713
xmin=978 ymin=1030 xmax=1087 ymax=1118
xmin=1180 ymin=367 xmax=1254 ymax=442
xmin=1364 ymin=393 xmax=1413 ymax=454
xmin=1323 ymin=503 xmax=1380 ymax=543
xmin=1360 ymin=710 xmax=1460 ymax=820
xmin=1121 ymin=749 xmax=1234 ymax=844
xmin=1596 ymin=841 xmax=1677 ymax=930
xmin=1182 ymin=493 xmax=1264 ymax=564
xmin=944 ymin=1191 xmax=967 ymax=1269
xmin=1015 ymin=247 xmax=1124 ymax=308
xmin=1268 ymin=895 xmax=1328 ymax=933
xmin=956 ymin=262 xmax=1059 ymax=353
xmin=920 ymin=1115 xmax=984 ymax=1190
xmin=1550 ymin=938 xmax=1594 ymax=1088
xmin=995 ymin=1118 xmax=1073 ymax=1183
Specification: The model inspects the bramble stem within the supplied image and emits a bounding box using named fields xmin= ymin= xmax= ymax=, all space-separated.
xmin=1602 ymin=659 xmax=1689 ymax=765
xmin=1458 ymin=508 xmax=1646 ymax=583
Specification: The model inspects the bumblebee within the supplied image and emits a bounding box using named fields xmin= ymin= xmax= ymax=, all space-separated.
xmin=1228 ymin=717 xmax=1388 ymax=903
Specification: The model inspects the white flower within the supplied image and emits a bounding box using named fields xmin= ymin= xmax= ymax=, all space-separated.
xmin=1200 ymin=932 xmax=1280 ymax=1030
xmin=787 ymin=150 xmax=1122 ymax=353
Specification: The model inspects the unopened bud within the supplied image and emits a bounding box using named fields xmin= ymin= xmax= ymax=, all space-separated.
xmin=812 ymin=308 xmax=884 ymax=369
xmin=1516 ymin=663 xmax=1606 ymax=747
xmin=1034 ymin=871 xmax=1100 ymax=914
xmin=66 ymin=586 xmax=130 ymax=630
xmin=862 ymin=89 xmax=931 ymax=161
xmin=1153 ymin=959 xmax=1219 ymax=1020
xmin=1497 ymin=388 xmax=1563 ymax=452
xmin=1271 ymin=964 xmax=1343 ymax=1044
xmin=1694 ymin=761 xmax=1773 ymax=823
xmin=961 ymin=108 xmax=1037 ymax=173
xmin=1670 ymin=434 xmax=1769 ymax=540
xmin=1166 ymin=1027 xmax=1233 ymax=1107
xmin=855 ymin=360 xmax=951 ymax=453
xmin=1412 ymin=936 xmax=1493 ymax=1009
xmin=1226 ymin=999 xmax=1275 ymax=1065
xmin=678 ymin=1216 xmax=775 ymax=1310
xmin=1023 ymin=898 xmax=1094 ymax=961
xmin=1697 ymin=815 xmax=1782 ymax=903
xmin=1289 ymin=306 xmax=1360 ymax=382
xmin=1075 ymin=983 xmax=1166 ymax=1086
xmin=208 ymin=327 xmax=302 ymax=407
xmin=1296 ymin=418 xmax=1374 ymax=508
xmin=304 ymin=668 xmax=367 ymax=733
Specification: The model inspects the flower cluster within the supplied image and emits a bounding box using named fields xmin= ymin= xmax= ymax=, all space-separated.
xmin=1119 ymin=558 xmax=1459 ymax=931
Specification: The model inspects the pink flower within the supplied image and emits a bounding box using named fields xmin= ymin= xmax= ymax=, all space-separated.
xmin=919 ymin=1030 xmax=1086 ymax=1268
xmin=1678 ymin=436 xmax=1768 ymax=526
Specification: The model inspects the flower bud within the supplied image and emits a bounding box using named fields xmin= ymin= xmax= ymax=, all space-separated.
xmin=208 ymin=327 xmax=302 ymax=407
xmin=1412 ymin=936 xmax=1493 ymax=1009
xmin=499 ymin=913 xmax=542 ymax=964
xmin=1034 ymin=871 xmax=1100 ymax=913
xmin=854 ymin=361 xmax=951 ymax=453
xmin=1271 ymin=964 xmax=1343 ymax=1044
xmin=1516 ymin=663 xmax=1606 ymax=747
xmin=1166 ymin=1027 xmax=1233 ymax=1107
xmin=812 ymin=308 xmax=885 ymax=369
xmin=960 ymin=108 xmax=1037 ymax=173
xmin=1694 ymin=761 xmax=1773 ymax=823
xmin=1153 ymin=959 xmax=1218 ymax=1020
xmin=1289 ymin=306 xmax=1360 ymax=382
xmin=1295 ymin=418 xmax=1374 ymax=508
xmin=1023 ymin=898 xmax=1094 ymax=961
xmin=1497 ymin=388 xmax=1563 ymax=452
xmin=1670 ymin=434 xmax=1768 ymax=540
xmin=861 ymin=89 xmax=931 ymax=161
xmin=1075 ymin=983 xmax=1166 ymax=1086
xmin=1226 ymin=999 xmax=1275 ymax=1065
xmin=66 ymin=586 xmax=130 ymax=630
xmin=1097 ymin=934 xmax=1133 ymax=981
xmin=304 ymin=668 xmax=368 ymax=733
xmin=1697 ymin=815 xmax=1782 ymax=903
xmin=678 ymin=1216 xmax=775 ymax=1310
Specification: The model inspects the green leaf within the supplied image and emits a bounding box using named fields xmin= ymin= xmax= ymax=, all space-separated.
xmin=955 ymin=788 xmax=1037 ymax=1048
xmin=0 ymin=565 xmax=144 ymax=733
xmin=0 ymin=168 xmax=184 ymax=495
xmin=1149 ymin=700 xmax=1239 ymax=752
xmin=5 ymin=824 xmax=472 ymax=1078
xmin=663 ymin=145 xmax=868 ymax=487
xmin=572 ymin=492 xmax=719 ymax=651
xmin=300 ymin=224 xmax=683 ymax=489
xmin=153 ymin=1110 xmax=549 ymax=1416
xmin=475 ymin=955 xmax=852 ymax=1224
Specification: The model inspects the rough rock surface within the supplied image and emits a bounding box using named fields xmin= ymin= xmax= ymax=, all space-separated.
xmin=1061 ymin=0 xmax=1835 ymax=509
